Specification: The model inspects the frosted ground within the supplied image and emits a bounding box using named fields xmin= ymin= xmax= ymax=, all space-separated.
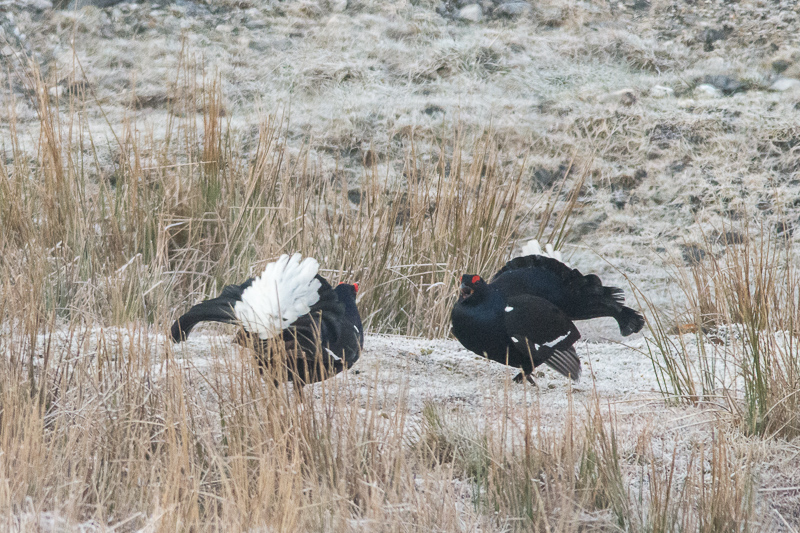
xmin=4 ymin=0 xmax=800 ymax=303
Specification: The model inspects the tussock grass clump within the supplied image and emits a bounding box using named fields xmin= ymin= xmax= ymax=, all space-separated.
xmin=645 ymin=221 xmax=800 ymax=438
xmin=0 ymin=56 xmax=545 ymax=339
xmin=0 ymin=321 xmax=758 ymax=531
xmin=414 ymin=389 xmax=756 ymax=532
xmin=639 ymin=425 xmax=756 ymax=533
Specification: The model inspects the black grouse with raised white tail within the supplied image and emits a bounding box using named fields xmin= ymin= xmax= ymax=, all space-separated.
xmin=171 ymin=254 xmax=363 ymax=386
xmin=451 ymin=249 xmax=644 ymax=384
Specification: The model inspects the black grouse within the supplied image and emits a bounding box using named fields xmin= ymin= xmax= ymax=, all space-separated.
xmin=171 ymin=254 xmax=363 ymax=386
xmin=451 ymin=247 xmax=644 ymax=384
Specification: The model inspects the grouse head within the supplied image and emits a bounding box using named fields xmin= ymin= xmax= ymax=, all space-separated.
xmin=335 ymin=282 xmax=359 ymax=300
xmin=458 ymin=274 xmax=488 ymax=303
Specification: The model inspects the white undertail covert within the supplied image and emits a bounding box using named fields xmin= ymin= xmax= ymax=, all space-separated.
xmin=519 ymin=239 xmax=567 ymax=265
xmin=234 ymin=254 xmax=321 ymax=338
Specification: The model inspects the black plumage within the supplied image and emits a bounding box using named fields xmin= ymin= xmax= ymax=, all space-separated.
xmin=491 ymin=255 xmax=644 ymax=336
xmin=451 ymin=253 xmax=644 ymax=383
xmin=171 ymin=276 xmax=363 ymax=387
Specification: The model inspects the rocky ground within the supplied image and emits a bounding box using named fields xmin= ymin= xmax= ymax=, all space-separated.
xmin=3 ymin=0 xmax=800 ymax=528
xmin=3 ymin=0 xmax=800 ymax=296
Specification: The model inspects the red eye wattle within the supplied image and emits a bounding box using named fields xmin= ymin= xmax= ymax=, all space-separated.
xmin=353 ymin=283 xmax=359 ymax=293
xmin=472 ymin=275 xmax=480 ymax=284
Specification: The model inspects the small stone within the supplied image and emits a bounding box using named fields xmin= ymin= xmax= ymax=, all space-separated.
xmin=700 ymin=26 xmax=732 ymax=51
xmin=650 ymin=85 xmax=674 ymax=98
xmin=717 ymin=231 xmax=746 ymax=245
xmin=21 ymin=0 xmax=52 ymax=10
xmin=435 ymin=2 xmax=451 ymax=17
xmin=493 ymin=2 xmax=531 ymax=18
xmin=680 ymin=244 xmax=707 ymax=266
xmin=600 ymin=88 xmax=637 ymax=106
xmin=694 ymin=83 xmax=722 ymax=98
xmin=423 ymin=104 xmax=445 ymax=116
xmin=769 ymin=78 xmax=800 ymax=92
xmin=347 ymin=189 xmax=364 ymax=204
xmin=457 ymin=4 xmax=483 ymax=22
xmin=701 ymin=74 xmax=746 ymax=95
xmin=66 ymin=0 xmax=126 ymax=7
xmin=772 ymin=59 xmax=791 ymax=74
xmin=245 ymin=19 xmax=268 ymax=30
xmin=776 ymin=221 xmax=794 ymax=237
xmin=611 ymin=189 xmax=628 ymax=209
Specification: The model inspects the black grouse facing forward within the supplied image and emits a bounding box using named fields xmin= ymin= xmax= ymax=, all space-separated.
xmin=451 ymin=247 xmax=644 ymax=384
xmin=171 ymin=254 xmax=363 ymax=387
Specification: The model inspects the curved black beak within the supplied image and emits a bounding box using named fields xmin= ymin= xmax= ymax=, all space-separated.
xmin=459 ymin=283 xmax=474 ymax=299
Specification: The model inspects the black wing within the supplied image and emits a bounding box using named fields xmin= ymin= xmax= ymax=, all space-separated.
xmin=503 ymin=294 xmax=582 ymax=382
xmin=492 ymin=254 xmax=644 ymax=336
xmin=170 ymin=278 xmax=255 ymax=342
xmin=282 ymin=276 xmax=344 ymax=356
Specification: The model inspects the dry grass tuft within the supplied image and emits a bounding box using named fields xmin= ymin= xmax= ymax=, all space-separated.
xmin=644 ymin=219 xmax=800 ymax=439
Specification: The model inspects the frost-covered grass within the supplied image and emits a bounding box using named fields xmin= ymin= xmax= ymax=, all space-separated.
xmin=644 ymin=224 xmax=800 ymax=440
xmin=0 ymin=324 xmax=762 ymax=531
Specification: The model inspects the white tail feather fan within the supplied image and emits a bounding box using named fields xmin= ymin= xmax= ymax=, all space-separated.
xmin=234 ymin=253 xmax=322 ymax=339
xmin=519 ymin=239 xmax=567 ymax=265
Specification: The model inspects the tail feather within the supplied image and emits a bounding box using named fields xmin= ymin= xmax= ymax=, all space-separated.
xmin=235 ymin=254 xmax=321 ymax=339
xmin=171 ymin=296 xmax=240 ymax=342
xmin=616 ymin=306 xmax=645 ymax=336
xmin=171 ymin=253 xmax=323 ymax=343
xmin=605 ymin=286 xmax=625 ymax=304
xmin=542 ymin=346 xmax=581 ymax=383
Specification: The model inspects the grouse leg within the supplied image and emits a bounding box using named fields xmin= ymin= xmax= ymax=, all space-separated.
xmin=512 ymin=371 xmax=537 ymax=386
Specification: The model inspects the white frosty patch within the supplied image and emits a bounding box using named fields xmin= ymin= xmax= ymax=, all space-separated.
xmin=510 ymin=337 xmax=519 ymax=343
xmin=505 ymin=306 xmax=514 ymax=312
xmin=354 ymin=325 xmax=360 ymax=333
xmin=324 ymin=348 xmax=342 ymax=361
xmin=234 ymin=253 xmax=321 ymax=339
xmin=544 ymin=332 xmax=570 ymax=348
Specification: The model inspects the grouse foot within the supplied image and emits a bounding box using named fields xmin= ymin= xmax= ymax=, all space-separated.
xmin=512 ymin=372 xmax=537 ymax=385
